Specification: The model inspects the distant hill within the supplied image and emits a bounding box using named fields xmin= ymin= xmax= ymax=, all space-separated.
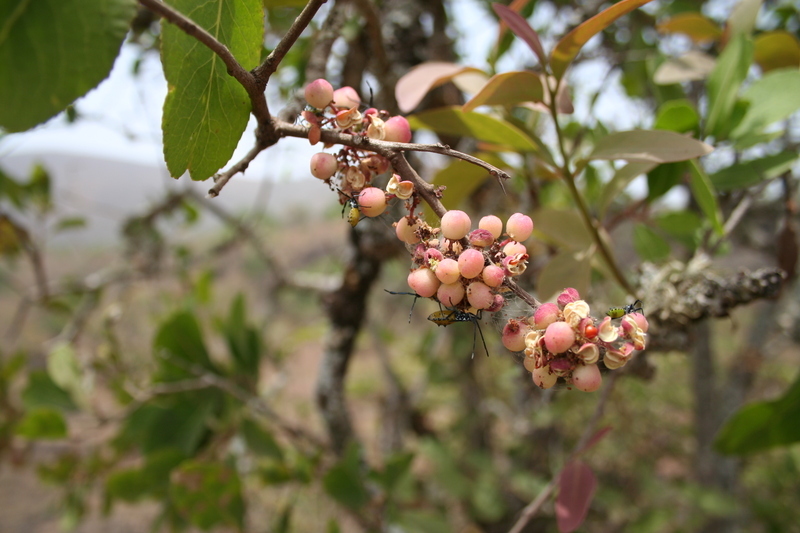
xmin=0 ymin=150 xmax=333 ymax=247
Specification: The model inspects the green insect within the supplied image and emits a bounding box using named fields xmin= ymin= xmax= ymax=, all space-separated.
xmin=607 ymin=299 xmax=644 ymax=319
xmin=428 ymin=308 xmax=489 ymax=359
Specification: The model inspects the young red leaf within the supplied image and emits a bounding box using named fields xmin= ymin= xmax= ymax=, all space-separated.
xmin=492 ymin=3 xmax=547 ymax=67
xmin=395 ymin=62 xmax=483 ymax=113
xmin=556 ymin=461 xmax=597 ymax=533
xmin=550 ymin=0 xmax=656 ymax=80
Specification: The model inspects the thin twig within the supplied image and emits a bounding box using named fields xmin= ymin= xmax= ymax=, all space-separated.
xmin=508 ymin=372 xmax=619 ymax=533
xmin=208 ymin=142 xmax=267 ymax=198
xmin=254 ymin=0 xmax=329 ymax=81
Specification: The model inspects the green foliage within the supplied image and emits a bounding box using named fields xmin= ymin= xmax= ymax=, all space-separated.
xmin=705 ymin=34 xmax=753 ymax=140
xmin=161 ymin=0 xmax=263 ymax=180
xmin=0 ymin=0 xmax=136 ymax=132
xmin=322 ymin=443 xmax=370 ymax=510
xmin=170 ymin=460 xmax=245 ymax=531
xmin=715 ymin=372 xmax=800 ymax=455
xmin=21 ymin=370 xmax=77 ymax=411
xmin=15 ymin=407 xmax=67 ymax=439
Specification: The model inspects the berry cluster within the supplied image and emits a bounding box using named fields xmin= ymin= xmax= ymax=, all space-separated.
xmin=401 ymin=211 xmax=533 ymax=313
xmin=502 ymin=288 xmax=649 ymax=392
xmin=304 ymin=79 xmax=413 ymax=224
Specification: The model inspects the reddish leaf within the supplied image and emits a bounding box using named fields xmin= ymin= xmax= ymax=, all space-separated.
xmin=550 ymin=0 xmax=656 ymax=80
xmin=462 ymin=71 xmax=544 ymax=112
xmin=657 ymin=12 xmax=722 ymax=44
xmin=395 ymin=62 xmax=483 ymax=113
xmin=556 ymin=461 xmax=597 ymax=533
xmin=492 ymin=3 xmax=547 ymax=67
xmin=576 ymin=426 xmax=613 ymax=456
xmin=754 ymin=31 xmax=800 ymax=73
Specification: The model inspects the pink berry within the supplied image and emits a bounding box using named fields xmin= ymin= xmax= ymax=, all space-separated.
xmin=506 ymin=213 xmax=533 ymax=242
xmin=571 ymin=363 xmax=602 ymax=392
xmin=479 ymin=215 xmax=503 ymax=239
xmin=332 ymin=86 xmax=361 ymax=109
xmin=487 ymin=294 xmax=505 ymax=313
xmin=458 ymin=248 xmax=484 ymax=279
xmin=358 ymin=187 xmax=387 ymax=217
xmin=384 ymin=116 xmax=412 ymax=143
xmin=309 ymin=153 xmax=338 ymax=180
xmin=481 ymin=264 xmax=505 ymax=287
xmin=502 ymin=319 xmax=528 ymax=351
xmin=408 ymin=268 xmax=440 ymax=298
xmin=533 ymin=302 xmax=560 ymax=329
xmin=502 ymin=241 xmax=527 ymax=257
xmin=557 ymin=288 xmax=581 ymax=308
xmin=532 ymin=365 xmax=558 ymax=389
xmin=425 ymin=248 xmax=444 ymax=264
xmin=440 ymin=210 xmax=471 ymax=240
xmin=468 ymin=229 xmax=494 ymax=248
xmin=395 ymin=216 xmax=420 ymax=244
xmin=466 ymin=281 xmax=494 ymax=309
xmin=304 ymin=78 xmax=334 ymax=109
xmin=435 ymin=258 xmax=460 ymax=284
xmin=438 ymin=282 xmax=465 ymax=307
xmin=544 ymin=321 xmax=576 ymax=354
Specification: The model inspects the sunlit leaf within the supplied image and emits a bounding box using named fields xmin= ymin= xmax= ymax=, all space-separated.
xmin=47 ymin=341 xmax=86 ymax=407
xmin=688 ymin=160 xmax=723 ymax=235
xmin=654 ymin=99 xmax=700 ymax=133
xmin=589 ymin=130 xmax=713 ymax=163
xmin=731 ymin=69 xmax=800 ymax=140
xmin=725 ymin=0 xmax=763 ymax=38
xmin=657 ymin=12 xmax=722 ymax=44
xmin=492 ymin=3 xmax=547 ymax=67
xmin=407 ymin=107 xmax=540 ymax=152
xmin=462 ymin=71 xmax=544 ymax=112
xmin=395 ymin=62 xmax=485 ymax=113
xmin=550 ymin=0 xmax=655 ymax=80
xmin=715 ymin=371 xmax=800 ymax=455
xmin=556 ymin=461 xmax=596 ymax=533
xmin=653 ymin=51 xmax=716 ymax=85
xmin=709 ymin=152 xmax=798 ymax=191
xmin=705 ymin=34 xmax=753 ymax=140
xmin=161 ymin=0 xmax=263 ymax=180
xmin=0 ymin=0 xmax=136 ymax=132
xmin=753 ymin=31 xmax=800 ymax=72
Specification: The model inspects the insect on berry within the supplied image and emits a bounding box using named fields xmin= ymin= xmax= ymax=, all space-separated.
xmin=428 ymin=308 xmax=489 ymax=359
xmin=607 ymin=299 xmax=644 ymax=319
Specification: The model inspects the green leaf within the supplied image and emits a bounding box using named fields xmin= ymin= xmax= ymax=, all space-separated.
xmin=0 ymin=0 xmax=136 ymax=132
xmin=16 ymin=407 xmax=67 ymax=439
xmin=654 ymin=210 xmax=701 ymax=249
xmin=688 ymin=160 xmax=723 ymax=235
xmin=536 ymin=250 xmax=592 ymax=305
xmin=55 ymin=217 xmax=87 ymax=232
xmin=396 ymin=510 xmax=451 ymax=533
xmin=170 ymin=460 xmax=245 ymax=531
xmin=422 ymin=152 xmax=507 ymax=222
xmin=532 ymin=208 xmax=593 ymax=251
xmin=119 ymin=396 xmax=218 ymax=455
xmin=647 ymin=161 xmax=687 ymax=201
xmin=220 ymin=293 xmax=262 ymax=377
xmin=241 ymin=418 xmax=284 ymax=461
xmin=161 ymin=0 xmax=264 ymax=180
xmin=407 ymin=107 xmax=541 ymax=152
xmin=105 ymin=469 xmax=153 ymax=503
xmin=654 ymin=99 xmax=700 ymax=133
xmin=154 ymin=311 xmax=217 ymax=380
xmin=47 ymin=341 xmax=86 ymax=407
xmin=21 ymin=370 xmax=77 ymax=412
xmin=371 ymin=451 xmax=414 ymax=494
xmin=709 ymin=152 xmax=798 ymax=191
xmin=656 ymin=12 xmax=723 ymax=44
xmin=550 ymin=0 xmax=656 ymax=80
xmin=322 ymin=443 xmax=370 ymax=510
xmin=753 ymin=31 xmax=800 ymax=73
xmin=715 ymin=372 xmax=800 ymax=455
xmin=462 ymin=71 xmax=544 ymax=112
xmin=705 ymin=34 xmax=753 ymax=140
xmin=588 ymin=129 xmax=713 ymax=163
xmin=731 ymin=69 xmax=800 ymax=140
xmin=598 ymin=161 xmax=657 ymax=217
xmin=633 ymin=224 xmax=671 ymax=262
